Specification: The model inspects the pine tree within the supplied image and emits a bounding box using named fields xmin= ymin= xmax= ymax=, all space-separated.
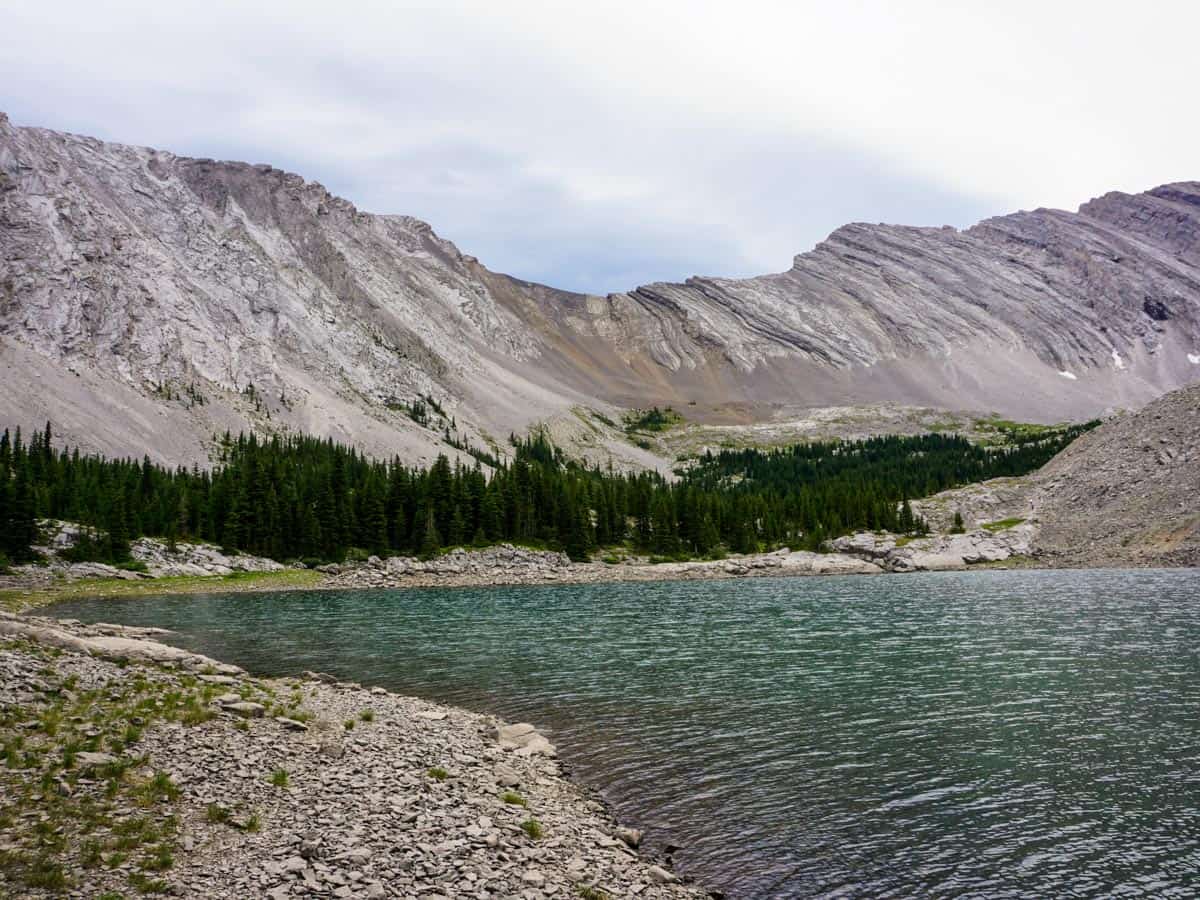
xmin=106 ymin=487 xmax=131 ymax=562
xmin=564 ymin=499 xmax=592 ymax=562
xmin=480 ymin=490 xmax=502 ymax=541
xmin=696 ymin=513 xmax=720 ymax=556
xmin=362 ymin=486 xmax=388 ymax=555
xmin=448 ymin=505 xmax=466 ymax=547
xmin=4 ymin=463 xmax=37 ymax=562
xmin=419 ymin=507 xmax=442 ymax=559
xmin=649 ymin=493 xmax=679 ymax=556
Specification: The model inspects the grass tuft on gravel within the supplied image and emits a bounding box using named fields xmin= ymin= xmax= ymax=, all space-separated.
xmin=520 ymin=818 xmax=544 ymax=840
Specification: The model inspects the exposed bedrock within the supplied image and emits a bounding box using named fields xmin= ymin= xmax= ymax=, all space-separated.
xmin=3 ymin=111 xmax=1200 ymax=465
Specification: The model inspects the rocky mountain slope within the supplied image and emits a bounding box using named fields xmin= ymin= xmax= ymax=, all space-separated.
xmin=1031 ymin=380 xmax=1200 ymax=566
xmin=912 ymin=381 xmax=1200 ymax=567
xmin=4 ymin=111 xmax=1200 ymax=466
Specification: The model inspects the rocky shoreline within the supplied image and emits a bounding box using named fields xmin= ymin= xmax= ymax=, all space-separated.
xmin=318 ymin=544 xmax=882 ymax=592
xmin=313 ymin=526 xmax=1039 ymax=591
xmin=0 ymin=611 xmax=711 ymax=898
xmin=2 ymin=524 xmax=1050 ymax=615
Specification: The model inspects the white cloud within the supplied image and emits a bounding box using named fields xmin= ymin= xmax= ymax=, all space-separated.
xmin=2 ymin=0 xmax=1196 ymax=292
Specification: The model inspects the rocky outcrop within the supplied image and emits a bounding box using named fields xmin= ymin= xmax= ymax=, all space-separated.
xmin=0 ymin=610 xmax=242 ymax=672
xmin=912 ymin=477 xmax=1040 ymax=534
xmin=12 ymin=521 xmax=289 ymax=584
xmin=636 ymin=548 xmax=883 ymax=578
xmin=4 ymin=112 xmax=1200 ymax=466
xmin=496 ymin=722 xmax=557 ymax=759
xmin=323 ymin=545 xmax=573 ymax=588
xmin=131 ymin=537 xmax=287 ymax=577
xmin=828 ymin=524 xmax=1036 ymax=572
xmin=0 ymin=614 xmax=707 ymax=898
xmin=325 ymin=544 xmax=882 ymax=591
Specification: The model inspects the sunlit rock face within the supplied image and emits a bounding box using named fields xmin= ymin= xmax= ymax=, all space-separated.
xmin=3 ymin=110 xmax=1200 ymax=464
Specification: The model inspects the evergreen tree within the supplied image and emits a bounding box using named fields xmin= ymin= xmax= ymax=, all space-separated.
xmin=106 ymin=487 xmax=131 ymax=562
xmin=448 ymin=505 xmax=466 ymax=547
xmin=5 ymin=463 xmax=37 ymax=562
xmin=361 ymin=485 xmax=388 ymax=555
xmin=419 ymin=506 xmax=442 ymax=559
xmin=696 ymin=513 xmax=720 ymax=557
xmin=480 ymin=490 xmax=502 ymax=541
xmin=563 ymin=498 xmax=592 ymax=562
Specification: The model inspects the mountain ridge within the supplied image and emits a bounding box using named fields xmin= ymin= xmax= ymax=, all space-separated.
xmin=3 ymin=111 xmax=1200 ymax=466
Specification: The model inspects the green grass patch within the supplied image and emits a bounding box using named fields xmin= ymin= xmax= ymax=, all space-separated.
xmin=623 ymin=405 xmax=683 ymax=436
xmin=140 ymin=844 xmax=173 ymax=872
xmin=134 ymin=771 xmax=180 ymax=806
xmin=427 ymin=766 xmax=449 ymax=781
xmin=0 ymin=851 xmax=71 ymax=890
xmin=981 ymin=517 xmax=1026 ymax=532
xmin=971 ymin=416 xmax=1099 ymax=448
xmin=501 ymin=791 xmax=527 ymax=807
xmin=1 ymin=568 xmax=323 ymax=613
xmin=128 ymin=871 xmax=170 ymax=894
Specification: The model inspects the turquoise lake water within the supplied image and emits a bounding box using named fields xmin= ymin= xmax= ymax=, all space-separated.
xmin=47 ymin=569 xmax=1200 ymax=898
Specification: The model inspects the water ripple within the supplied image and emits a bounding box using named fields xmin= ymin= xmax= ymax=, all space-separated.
xmin=47 ymin=568 xmax=1200 ymax=899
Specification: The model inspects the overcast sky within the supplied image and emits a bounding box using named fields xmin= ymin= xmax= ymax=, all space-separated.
xmin=2 ymin=1 xmax=1196 ymax=293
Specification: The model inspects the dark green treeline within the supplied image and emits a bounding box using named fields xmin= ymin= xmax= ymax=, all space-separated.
xmin=0 ymin=422 xmax=1094 ymax=567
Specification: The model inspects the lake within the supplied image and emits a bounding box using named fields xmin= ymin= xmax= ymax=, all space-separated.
xmin=46 ymin=569 xmax=1200 ymax=898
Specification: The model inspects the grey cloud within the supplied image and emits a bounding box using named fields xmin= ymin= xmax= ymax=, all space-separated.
xmin=0 ymin=6 xmax=997 ymax=294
